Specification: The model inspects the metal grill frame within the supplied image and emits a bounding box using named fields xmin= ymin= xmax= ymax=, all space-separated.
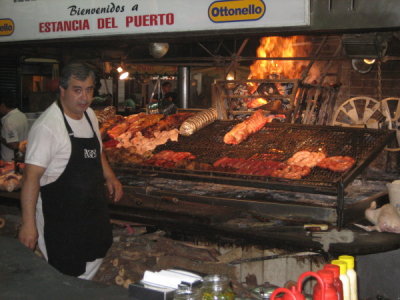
xmin=115 ymin=122 xmax=396 ymax=227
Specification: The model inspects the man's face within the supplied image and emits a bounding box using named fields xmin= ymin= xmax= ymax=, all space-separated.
xmin=60 ymin=76 xmax=94 ymax=119
xmin=162 ymin=84 xmax=172 ymax=94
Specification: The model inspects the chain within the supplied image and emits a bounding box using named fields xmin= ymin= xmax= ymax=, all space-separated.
xmin=377 ymin=60 xmax=382 ymax=101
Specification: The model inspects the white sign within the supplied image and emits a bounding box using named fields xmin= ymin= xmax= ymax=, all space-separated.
xmin=0 ymin=0 xmax=310 ymax=42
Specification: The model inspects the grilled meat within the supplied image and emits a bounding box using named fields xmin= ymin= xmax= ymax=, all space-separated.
xmin=144 ymin=150 xmax=197 ymax=169
xmin=212 ymin=156 xmax=309 ymax=178
xmin=287 ymin=151 xmax=326 ymax=168
xmin=271 ymin=164 xmax=311 ymax=180
xmin=107 ymin=113 xmax=163 ymax=139
xmin=317 ymin=156 xmax=355 ymax=172
xmin=223 ymin=109 xmax=269 ymax=145
xmin=142 ymin=113 xmax=193 ymax=138
xmin=130 ymin=129 xmax=179 ymax=156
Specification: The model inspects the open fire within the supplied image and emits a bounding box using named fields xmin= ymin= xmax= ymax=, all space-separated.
xmin=232 ymin=36 xmax=311 ymax=110
xmin=248 ymin=35 xmax=310 ymax=80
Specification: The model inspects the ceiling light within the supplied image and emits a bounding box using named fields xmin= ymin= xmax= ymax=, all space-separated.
xmin=363 ymin=58 xmax=376 ymax=65
xmin=117 ymin=66 xmax=123 ymax=73
xmin=351 ymin=59 xmax=374 ymax=74
xmin=149 ymin=42 xmax=169 ymax=58
xmin=119 ymin=71 xmax=129 ymax=80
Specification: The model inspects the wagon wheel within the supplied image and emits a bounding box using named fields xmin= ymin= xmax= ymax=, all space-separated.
xmin=381 ymin=97 xmax=400 ymax=129
xmin=331 ymin=96 xmax=383 ymax=128
xmin=381 ymin=97 xmax=400 ymax=150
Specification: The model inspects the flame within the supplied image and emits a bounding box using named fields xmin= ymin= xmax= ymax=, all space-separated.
xmin=248 ymin=36 xmax=309 ymax=80
xmin=247 ymin=98 xmax=268 ymax=108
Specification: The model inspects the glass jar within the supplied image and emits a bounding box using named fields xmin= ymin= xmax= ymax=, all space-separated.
xmin=173 ymin=284 xmax=198 ymax=300
xmin=199 ymin=274 xmax=235 ymax=300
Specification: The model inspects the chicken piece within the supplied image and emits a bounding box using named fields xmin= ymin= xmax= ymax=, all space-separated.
xmin=223 ymin=110 xmax=269 ymax=145
xmin=131 ymin=129 xmax=179 ymax=156
xmin=355 ymin=201 xmax=400 ymax=234
xmin=287 ymin=151 xmax=326 ymax=168
xmin=0 ymin=173 xmax=22 ymax=192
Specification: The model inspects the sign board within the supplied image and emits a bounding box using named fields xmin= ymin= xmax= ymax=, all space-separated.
xmin=0 ymin=0 xmax=310 ymax=43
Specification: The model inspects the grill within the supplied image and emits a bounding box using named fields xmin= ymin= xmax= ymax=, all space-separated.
xmin=115 ymin=122 xmax=395 ymax=227
xmin=124 ymin=122 xmax=394 ymax=193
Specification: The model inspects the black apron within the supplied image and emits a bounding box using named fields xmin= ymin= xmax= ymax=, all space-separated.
xmin=41 ymin=104 xmax=112 ymax=276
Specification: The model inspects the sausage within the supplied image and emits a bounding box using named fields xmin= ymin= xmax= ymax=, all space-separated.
xmin=179 ymin=108 xmax=217 ymax=136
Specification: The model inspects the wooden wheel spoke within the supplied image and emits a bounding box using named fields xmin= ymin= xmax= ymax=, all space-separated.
xmin=381 ymin=98 xmax=400 ymax=130
xmin=332 ymin=96 xmax=380 ymax=128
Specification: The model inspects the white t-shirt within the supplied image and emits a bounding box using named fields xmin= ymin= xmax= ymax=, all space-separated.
xmin=25 ymin=101 xmax=102 ymax=186
xmin=1 ymin=108 xmax=29 ymax=161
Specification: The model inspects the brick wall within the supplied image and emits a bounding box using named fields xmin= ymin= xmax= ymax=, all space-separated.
xmin=337 ymin=59 xmax=400 ymax=106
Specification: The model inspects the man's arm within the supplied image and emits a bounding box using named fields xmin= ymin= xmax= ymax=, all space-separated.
xmin=101 ymin=151 xmax=123 ymax=203
xmin=0 ymin=136 xmax=19 ymax=150
xmin=18 ymin=164 xmax=46 ymax=250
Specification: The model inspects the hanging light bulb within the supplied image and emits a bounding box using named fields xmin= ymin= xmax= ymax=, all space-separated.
xmin=117 ymin=66 xmax=124 ymax=73
xmin=363 ymin=58 xmax=376 ymax=65
xmin=119 ymin=71 xmax=129 ymax=80
xmin=226 ymin=72 xmax=235 ymax=80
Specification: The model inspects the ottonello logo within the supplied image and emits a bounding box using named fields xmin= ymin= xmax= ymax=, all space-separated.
xmin=0 ymin=19 xmax=14 ymax=36
xmin=208 ymin=0 xmax=265 ymax=23
xmin=84 ymin=149 xmax=97 ymax=159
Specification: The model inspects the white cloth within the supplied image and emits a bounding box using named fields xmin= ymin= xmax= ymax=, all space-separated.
xmin=1 ymin=108 xmax=29 ymax=161
xmin=25 ymin=102 xmax=102 ymax=186
xmin=25 ymin=101 xmax=104 ymax=279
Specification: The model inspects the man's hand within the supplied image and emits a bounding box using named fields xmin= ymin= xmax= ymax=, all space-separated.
xmin=18 ymin=222 xmax=38 ymax=250
xmin=19 ymin=140 xmax=28 ymax=153
xmin=19 ymin=164 xmax=45 ymax=250
xmin=101 ymin=151 xmax=123 ymax=203
xmin=105 ymin=175 xmax=123 ymax=203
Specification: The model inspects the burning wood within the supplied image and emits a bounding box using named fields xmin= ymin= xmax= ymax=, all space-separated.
xmin=247 ymin=97 xmax=267 ymax=109
xmin=224 ymin=36 xmax=312 ymax=115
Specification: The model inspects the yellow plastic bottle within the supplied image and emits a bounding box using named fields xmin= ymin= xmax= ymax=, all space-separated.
xmin=331 ymin=260 xmax=350 ymax=300
xmin=339 ymin=255 xmax=358 ymax=300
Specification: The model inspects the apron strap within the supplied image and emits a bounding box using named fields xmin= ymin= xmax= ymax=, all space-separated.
xmin=56 ymin=100 xmax=95 ymax=137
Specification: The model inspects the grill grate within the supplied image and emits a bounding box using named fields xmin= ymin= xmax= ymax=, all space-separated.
xmin=152 ymin=121 xmax=395 ymax=190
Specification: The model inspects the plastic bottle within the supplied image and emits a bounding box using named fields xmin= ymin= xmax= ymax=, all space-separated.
xmin=324 ymin=264 xmax=343 ymax=300
xmin=313 ymin=269 xmax=338 ymax=300
xmin=338 ymin=255 xmax=358 ymax=300
xmin=331 ymin=260 xmax=350 ymax=300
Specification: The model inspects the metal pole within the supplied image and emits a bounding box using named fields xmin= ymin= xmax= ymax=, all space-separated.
xmin=178 ymin=66 xmax=190 ymax=109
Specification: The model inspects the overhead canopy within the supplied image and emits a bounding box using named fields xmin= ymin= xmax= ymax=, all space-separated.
xmin=0 ymin=0 xmax=309 ymax=43
xmin=2 ymin=0 xmax=400 ymax=46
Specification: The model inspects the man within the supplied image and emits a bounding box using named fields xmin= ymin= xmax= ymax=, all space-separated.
xmin=0 ymin=90 xmax=29 ymax=161
xmin=152 ymin=82 xmax=177 ymax=104
xmin=152 ymin=82 xmax=178 ymax=115
xmin=18 ymin=62 xmax=123 ymax=279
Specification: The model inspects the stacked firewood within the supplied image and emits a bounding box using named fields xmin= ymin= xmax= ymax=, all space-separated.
xmin=93 ymin=226 xmax=236 ymax=288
